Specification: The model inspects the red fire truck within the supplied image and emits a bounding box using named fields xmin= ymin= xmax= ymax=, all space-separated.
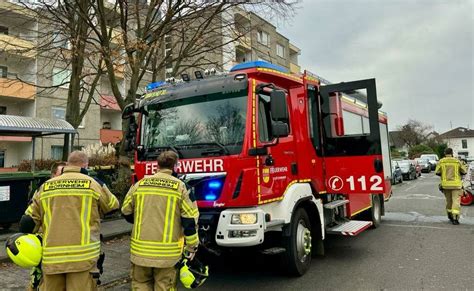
xmin=122 ymin=61 xmax=392 ymax=276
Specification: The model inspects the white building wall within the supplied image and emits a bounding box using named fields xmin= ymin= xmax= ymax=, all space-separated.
xmin=443 ymin=137 xmax=474 ymax=158
xmin=0 ymin=141 xmax=31 ymax=167
xmin=100 ymin=110 xmax=122 ymax=130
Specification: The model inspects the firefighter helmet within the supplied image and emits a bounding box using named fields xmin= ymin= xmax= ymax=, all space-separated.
xmin=179 ymin=258 xmax=209 ymax=289
xmin=5 ymin=233 xmax=42 ymax=268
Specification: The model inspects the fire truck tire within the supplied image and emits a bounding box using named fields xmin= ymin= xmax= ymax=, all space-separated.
xmin=369 ymin=195 xmax=382 ymax=228
xmin=281 ymin=208 xmax=312 ymax=276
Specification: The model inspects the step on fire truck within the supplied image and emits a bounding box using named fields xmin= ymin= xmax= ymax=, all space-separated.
xmin=122 ymin=61 xmax=392 ymax=276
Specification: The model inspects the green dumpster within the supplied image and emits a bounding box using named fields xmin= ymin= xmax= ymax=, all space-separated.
xmin=0 ymin=172 xmax=34 ymax=229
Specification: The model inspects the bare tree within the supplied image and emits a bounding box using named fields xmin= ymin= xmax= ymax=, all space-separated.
xmin=397 ymin=119 xmax=433 ymax=148
xmin=1 ymin=1 xmax=106 ymax=160
xmin=73 ymin=0 xmax=296 ymax=189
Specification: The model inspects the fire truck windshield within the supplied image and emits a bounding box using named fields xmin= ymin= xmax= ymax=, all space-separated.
xmin=140 ymin=91 xmax=247 ymax=159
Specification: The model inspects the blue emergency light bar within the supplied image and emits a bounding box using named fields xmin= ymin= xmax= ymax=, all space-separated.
xmin=146 ymin=81 xmax=166 ymax=91
xmin=230 ymin=61 xmax=288 ymax=73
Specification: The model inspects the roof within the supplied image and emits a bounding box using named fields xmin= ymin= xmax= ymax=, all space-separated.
xmin=0 ymin=115 xmax=76 ymax=137
xmin=438 ymin=127 xmax=474 ymax=139
xmin=100 ymin=95 xmax=121 ymax=111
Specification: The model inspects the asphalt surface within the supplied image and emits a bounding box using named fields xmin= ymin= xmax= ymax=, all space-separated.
xmin=1 ymin=173 xmax=473 ymax=290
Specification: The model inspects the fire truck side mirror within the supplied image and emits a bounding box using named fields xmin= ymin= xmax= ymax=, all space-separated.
xmin=124 ymin=117 xmax=138 ymax=152
xmin=271 ymin=121 xmax=289 ymax=138
xmin=270 ymin=90 xmax=288 ymax=121
xmin=122 ymin=103 xmax=135 ymax=119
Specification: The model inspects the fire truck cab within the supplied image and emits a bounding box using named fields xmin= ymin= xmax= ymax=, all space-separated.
xmin=123 ymin=61 xmax=392 ymax=276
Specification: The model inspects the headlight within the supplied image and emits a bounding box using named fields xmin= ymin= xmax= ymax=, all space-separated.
xmin=231 ymin=213 xmax=258 ymax=224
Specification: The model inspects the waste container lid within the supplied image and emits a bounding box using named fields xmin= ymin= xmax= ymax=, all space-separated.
xmin=0 ymin=172 xmax=34 ymax=181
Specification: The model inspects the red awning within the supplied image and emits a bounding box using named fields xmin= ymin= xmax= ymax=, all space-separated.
xmin=100 ymin=95 xmax=121 ymax=111
xmin=0 ymin=136 xmax=32 ymax=142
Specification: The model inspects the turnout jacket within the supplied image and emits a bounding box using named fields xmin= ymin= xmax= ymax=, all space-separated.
xmin=435 ymin=155 xmax=467 ymax=189
xmin=25 ymin=166 xmax=119 ymax=274
xmin=121 ymin=169 xmax=199 ymax=268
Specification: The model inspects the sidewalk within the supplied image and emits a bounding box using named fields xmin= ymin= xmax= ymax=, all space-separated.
xmin=0 ymin=218 xmax=132 ymax=263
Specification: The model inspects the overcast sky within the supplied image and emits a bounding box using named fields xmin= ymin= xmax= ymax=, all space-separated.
xmin=277 ymin=0 xmax=473 ymax=133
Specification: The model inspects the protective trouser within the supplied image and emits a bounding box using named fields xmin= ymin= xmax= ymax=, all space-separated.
xmin=443 ymin=189 xmax=462 ymax=219
xmin=40 ymin=269 xmax=97 ymax=291
xmin=131 ymin=263 xmax=177 ymax=291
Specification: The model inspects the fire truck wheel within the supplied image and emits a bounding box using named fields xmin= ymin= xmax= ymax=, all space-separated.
xmin=281 ymin=208 xmax=312 ymax=276
xmin=370 ymin=195 xmax=382 ymax=228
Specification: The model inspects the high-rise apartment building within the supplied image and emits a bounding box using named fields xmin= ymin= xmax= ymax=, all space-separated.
xmin=0 ymin=2 xmax=300 ymax=169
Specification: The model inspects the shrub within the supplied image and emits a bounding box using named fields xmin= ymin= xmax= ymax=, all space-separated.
xmin=81 ymin=143 xmax=116 ymax=158
xmin=408 ymin=144 xmax=434 ymax=159
xmin=17 ymin=159 xmax=61 ymax=172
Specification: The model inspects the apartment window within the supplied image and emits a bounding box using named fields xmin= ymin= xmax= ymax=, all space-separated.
xmin=52 ymin=107 xmax=66 ymax=120
xmin=462 ymin=139 xmax=468 ymax=149
xmin=51 ymin=106 xmax=84 ymax=127
xmin=0 ymin=66 xmax=7 ymax=78
xmin=276 ymin=43 xmax=285 ymax=58
xmin=0 ymin=106 xmax=6 ymax=115
xmin=52 ymin=68 xmax=71 ymax=88
xmin=52 ymin=31 xmax=71 ymax=49
xmin=257 ymin=30 xmax=269 ymax=46
xmin=0 ymin=26 xmax=8 ymax=35
xmin=0 ymin=150 xmax=4 ymax=167
xmin=51 ymin=146 xmax=63 ymax=160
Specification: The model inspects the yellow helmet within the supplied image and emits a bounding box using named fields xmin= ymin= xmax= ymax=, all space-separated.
xmin=5 ymin=233 xmax=42 ymax=268
xmin=179 ymin=258 xmax=209 ymax=289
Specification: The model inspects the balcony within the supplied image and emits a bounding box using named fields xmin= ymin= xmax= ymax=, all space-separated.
xmin=0 ymin=2 xmax=36 ymax=18
xmin=0 ymin=78 xmax=35 ymax=100
xmin=233 ymin=30 xmax=251 ymax=51
xmin=290 ymin=63 xmax=301 ymax=74
xmin=100 ymin=129 xmax=123 ymax=144
xmin=0 ymin=34 xmax=36 ymax=58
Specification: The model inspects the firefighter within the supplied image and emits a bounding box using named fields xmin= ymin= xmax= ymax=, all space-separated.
xmin=18 ymin=151 xmax=120 ymax=290
xmin=50 ymin=161 xmax=66 ymax=178
xmin=121 ymin=150 xmax=199 ymax=291
xmin=435 ymin=148 xmax=467 ymax=225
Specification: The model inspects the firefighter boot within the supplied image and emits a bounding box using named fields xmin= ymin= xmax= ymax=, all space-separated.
xmin=453 ymin=216 xmax=460 ymax=225
xmin=447 ymin=212 xmax=454 ymax=223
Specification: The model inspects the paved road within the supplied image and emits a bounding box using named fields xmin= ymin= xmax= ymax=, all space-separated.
xmin=386 ymin=173 xmax=474 ymax=224
xmin=1 ymin=173 xmax=473 ymax=290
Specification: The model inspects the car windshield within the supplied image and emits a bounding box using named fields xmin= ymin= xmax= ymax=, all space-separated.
xmin=421 ymin=155 xmax=436 ymax=160
xmin=141 ymin=90 xmax=247 ymax=158
xmin=398 ymin=161 xmax=410 ymax=167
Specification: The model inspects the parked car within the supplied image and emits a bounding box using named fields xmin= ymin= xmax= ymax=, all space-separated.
xmin=415 ymin=158 xmax=431 ymax=173
xmin=391 ymin=161 xmax=403 ymax=184
xmin=411 ymin=160 xmax=421 ymax=177
xmin=397 ymin=160 xmax=417 ymax=180
xmin=419 ymin=154 xmax=439 ymax=170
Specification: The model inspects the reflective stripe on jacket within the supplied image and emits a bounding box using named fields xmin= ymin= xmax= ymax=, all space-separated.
xmin=121 ymin=169 xmax=199 ymax=268
xmin=25 ymin=166 xmax=120 ymax=274
xmin=435 ymin=156 xmax=467 ymax=189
